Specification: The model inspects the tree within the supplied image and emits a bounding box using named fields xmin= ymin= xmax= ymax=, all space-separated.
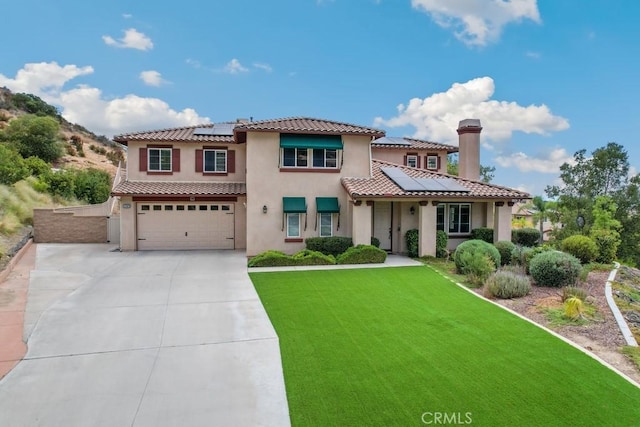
xmin=519 ymin=196 xmax=555 ymax=244
xmin=1 ymin=115 xmax=63 ymax=162
xmin=11 ymin=93 xmax=59 ymax=118
xmin=545 ymin=142 xmax=639 ymax=264
xmin=446 ymin=155 xmax=495 ymax=183
xmin=0 ymin=144 xmax=29 ymax=185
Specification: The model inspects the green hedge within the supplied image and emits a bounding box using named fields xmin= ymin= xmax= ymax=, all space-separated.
xmin=471 ymin=227 xmax=494 ymax=244
xmin=436 ymin=230 xmax=448 ymax=258
xmin=305 ymin=236 xmax=353 ymax=257
xmin=512 ymin=228 xmax=541 ymax=247
xmin=248 ymin=249 xmax=336 ymax=267
xmin=336 ymin=245 xmax=387 ymax=265
xmin=406 ymin=229 xmax=419 ymax=258
xmin=494 ymin=240 xmax=516 ymax=266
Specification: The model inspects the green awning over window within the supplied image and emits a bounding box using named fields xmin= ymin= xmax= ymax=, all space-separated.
xmin=280 ymin=134 xmax=343 ymax=150
xmin=316 ymin=197 xmax=340 ymax=213
xmin=283 ymin=197 xmax=307 ymax=213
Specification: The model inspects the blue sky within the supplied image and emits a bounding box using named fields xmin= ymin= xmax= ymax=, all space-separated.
xmin=1 ymin=0 xmax=638 ymax=196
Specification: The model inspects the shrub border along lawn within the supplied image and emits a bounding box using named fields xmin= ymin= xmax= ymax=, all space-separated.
xmin=251 ymin=265 xmax=640 ymax=427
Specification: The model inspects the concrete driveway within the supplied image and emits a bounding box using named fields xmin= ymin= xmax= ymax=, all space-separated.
xmin=0 ymin=244 xmax=290 ymax=427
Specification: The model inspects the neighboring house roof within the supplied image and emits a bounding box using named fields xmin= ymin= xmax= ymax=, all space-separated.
xmin=371 ymin=137 xmax=458 ymax=153
xmin=112 ymin=181 xmax=246 ymax=196
xmin=341 ymin=160 xmax=530 ymax=200
xmin=234 ymin=117 xmax=385 ymax=137
xmin=113 ymin=124 xmax=236 ymax=145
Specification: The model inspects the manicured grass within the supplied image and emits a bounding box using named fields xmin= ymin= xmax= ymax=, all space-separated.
xmin=251 ymin=266 xmax=640 ymax=427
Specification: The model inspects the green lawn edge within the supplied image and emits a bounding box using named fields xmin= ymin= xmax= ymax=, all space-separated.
xmin=251 ymin=266 xmax=640 ymax=427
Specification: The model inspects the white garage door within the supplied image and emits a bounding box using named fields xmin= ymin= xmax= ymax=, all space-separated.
xmin=137 ymin=202 xmax=235 ymax=250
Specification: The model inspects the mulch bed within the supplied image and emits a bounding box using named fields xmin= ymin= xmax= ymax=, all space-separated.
xmin=474 ymin=269 xmax=640 ymax=384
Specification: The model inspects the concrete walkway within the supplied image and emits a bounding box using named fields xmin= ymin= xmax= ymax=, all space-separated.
xmin=0 ymin=244 xmax=290 ymax=427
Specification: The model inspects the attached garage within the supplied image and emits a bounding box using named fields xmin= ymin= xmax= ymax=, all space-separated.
xmin=137 ymin=202 xmax=235 ymax=250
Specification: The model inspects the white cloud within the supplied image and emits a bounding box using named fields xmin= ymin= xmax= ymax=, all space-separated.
xmin=253 ymin=62 xmax=273 ymax=73
xmin=0 ymin=61 xmax=93 ymax=97
xmin=0 ymin=62 xmax=209 ymax=136
xmin=223 ymin=59 xmax=248 ymax=74
xmin=122 ymin=13 xmax=132 ymax=19
xmin=102 ymin=28 xmax=153 ymax=51
xmin=139 ymin=70 xmax=169 ymax=86
xmin=411 ymin=0 xmax=541 ymax=46
xmin=494 ymin=148 xmax=573 ymax=173
xmin=186 ymin=58 xmax=202 ymax=69
xmin=526 ymin=51 xmax=541 ymax=59
xmin=373 ymin=76 xmax=569 ymax=146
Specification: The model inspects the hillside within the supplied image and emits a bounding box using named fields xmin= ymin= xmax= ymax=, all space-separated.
xmin=0 ymin=87 xmax=125 ymax=178
xmin=0 ymin=88 xmax=126 ymax=266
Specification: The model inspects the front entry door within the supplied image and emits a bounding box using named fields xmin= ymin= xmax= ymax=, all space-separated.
xmin=373 ymin=202 xmax=392 ymax=251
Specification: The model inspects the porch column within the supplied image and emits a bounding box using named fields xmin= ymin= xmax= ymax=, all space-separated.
xmin=493 ymin=201 xmax=513 ymax=242
xmin=352 ymin=200 xmax=372 ymax=246
xmin=418 ymin=201 xmax=437 ymax=257
xmin=485 ymin=202 xmax=494 ymax=228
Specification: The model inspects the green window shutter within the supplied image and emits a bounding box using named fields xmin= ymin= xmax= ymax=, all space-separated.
xmin=316 ymin=197 xmax=340 ymax=213
xmin=280 ymin=134 xmax=343 ymax=150
xmin=283 ymin=197 xmax=307 ymax=213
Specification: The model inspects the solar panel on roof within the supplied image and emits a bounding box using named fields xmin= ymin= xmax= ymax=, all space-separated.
xmin=433 ymin=178 xmax=469 ymax=192
xmin=193 ymin=123 xmax=235 ymax=136
xmin=373 ymin=137 xmax=411 ymax=146
xmin=381 ymin=168 xmax=470 ymax=192
xmin=193 ymin=127 xmax=216 ymax=136
xmin=212 ymin=123 xmax=235 ymax=136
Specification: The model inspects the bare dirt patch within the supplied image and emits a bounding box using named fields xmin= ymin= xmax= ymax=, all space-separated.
xmin=476 ymin=269 xmax=640 ymax=384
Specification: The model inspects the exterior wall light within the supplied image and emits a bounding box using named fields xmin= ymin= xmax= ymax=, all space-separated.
xmin=263 ymin=205 xmax=268 ymax=214
xmin=409 ymin=206 xmax=416 ymax=215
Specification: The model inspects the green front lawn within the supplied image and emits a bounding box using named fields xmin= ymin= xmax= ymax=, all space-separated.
xmin=251 ymin=266 xmax=640 ymax=427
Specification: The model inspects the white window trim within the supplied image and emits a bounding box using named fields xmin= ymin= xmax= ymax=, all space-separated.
xmin=148 ymin=148 xmax=172 ymax=172
xmin=286 ymin=213 xmax=301 ymax=238
xmin=282 ymin=148 xmax=341 ymax=169
xmin=406 ymin=155 xmax=418 ymax=168
xmin=319 ymin=213 xmax=333 ymax=237
xmin=427 ymin=155 xmax=438 ymax=170
xmin=203 ymin=149 xmax=227 ymax=173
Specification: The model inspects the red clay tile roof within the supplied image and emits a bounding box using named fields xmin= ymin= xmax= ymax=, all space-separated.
xmin=371 ymin=137 xmax=458 ymax=153
xmin=341 ymin=160 xmax=530 ymax=200
xmin=113 ymin=124 xmax=235 ymax=145
xmin=235 ymin=117 xmax=385 ymax=136
xmin=112 ymin=181 xmax=246 ymax=196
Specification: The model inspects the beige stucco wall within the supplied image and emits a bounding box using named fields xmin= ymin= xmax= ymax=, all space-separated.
xmin=246 ymin=132 xmax=372 ymax=256
xmin=126 ymin=141 xmax=247 ymax=182
xmin=351 ymin=203 xmax=372 ymax=247
xmin=494 ymin=203 xmax=512 ymax=242
xmin=371 ymin=149 xmax=448 ymax=173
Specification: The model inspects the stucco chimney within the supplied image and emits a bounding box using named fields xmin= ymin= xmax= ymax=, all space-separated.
xmin=457 ymin=119 xmax=482 ymax=181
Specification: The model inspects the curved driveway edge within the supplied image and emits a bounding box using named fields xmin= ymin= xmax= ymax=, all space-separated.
xmin=0 ymin=244 xmax=290 ymax=427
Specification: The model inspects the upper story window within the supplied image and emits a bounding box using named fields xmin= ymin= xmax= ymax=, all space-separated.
xmin=149 ymin=148 xmax=172 ymax=172
xmin=204 ymin=149 xmax=227 ymax=173
xmin=406 ymin=155 xmax=418 ymax=168
xmin=280 ymin=134 xmax=343 ymax=171
xmin=426 ymin=155 xmax=439 ymax=170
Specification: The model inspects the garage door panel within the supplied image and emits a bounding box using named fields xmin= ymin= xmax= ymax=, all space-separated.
xmin=137 ymin=203 xmax=234 ymax=250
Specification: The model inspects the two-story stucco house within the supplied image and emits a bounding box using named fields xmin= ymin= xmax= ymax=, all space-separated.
xmin=112 ymin=117 xmax=529 ymax=256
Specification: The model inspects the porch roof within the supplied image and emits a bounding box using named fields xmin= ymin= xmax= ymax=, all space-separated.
xmin=111 ymin=180 xmax=246 ymax=196
xmin=341 ymin=160 xmax=530 ymax=200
